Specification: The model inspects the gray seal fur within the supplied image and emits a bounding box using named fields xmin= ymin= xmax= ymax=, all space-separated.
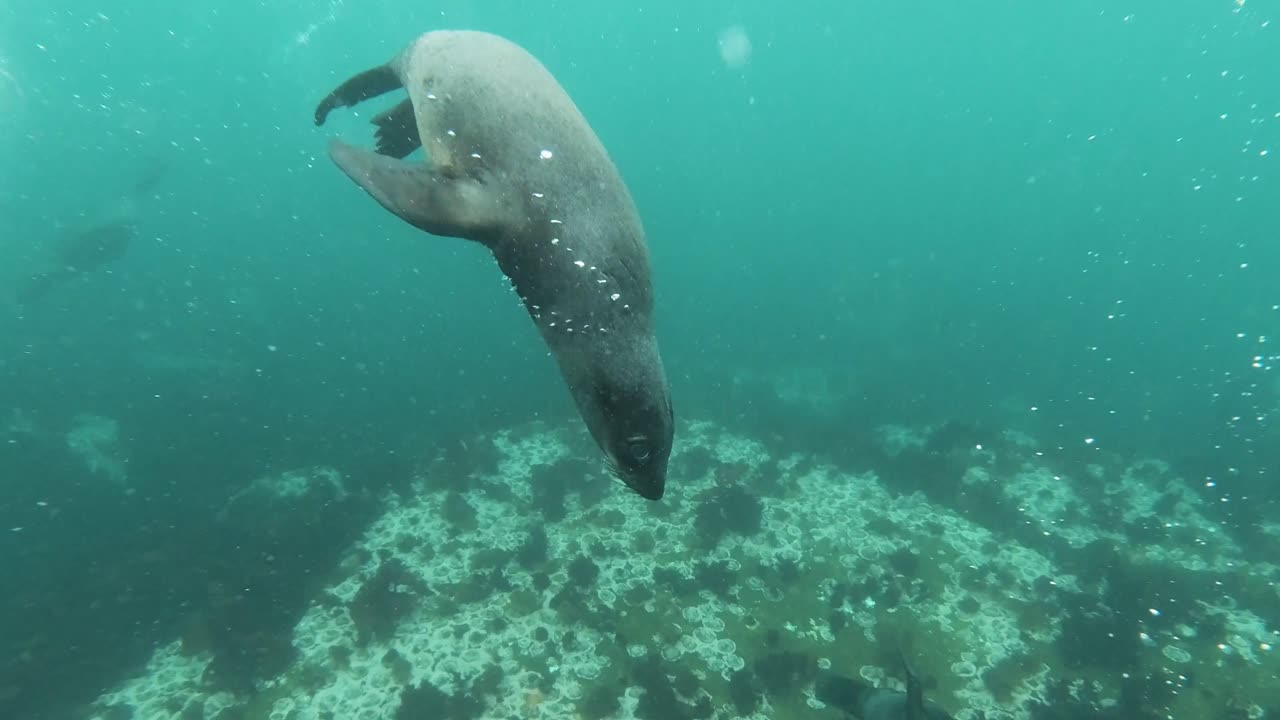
xmin=314 ymin=30 xmax=673 ymax=499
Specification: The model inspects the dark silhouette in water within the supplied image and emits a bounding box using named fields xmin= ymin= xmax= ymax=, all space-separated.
xmin=16 ymin=221 xmax=137 ymax=303
xmin=15 ymin=160 xmax=166 ymax=304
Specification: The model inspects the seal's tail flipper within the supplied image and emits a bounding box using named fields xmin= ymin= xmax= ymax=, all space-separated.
xmin=372 ymin=99 xmax=423 ymax=159
xmin=315 ymin=64 xmax=402 ymax=126
xmin=328 ymin=139 xmax=504 ymax=244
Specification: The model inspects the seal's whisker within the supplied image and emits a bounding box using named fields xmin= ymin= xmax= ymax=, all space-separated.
xmin=602 ymin=456 xmax=623 ymax=482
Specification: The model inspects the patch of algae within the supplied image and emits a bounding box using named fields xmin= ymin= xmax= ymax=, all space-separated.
xmin=1137 ymin=633 xmax=1280 ymax=718
xmin=576 ymin=537 xmax=989 ymax=719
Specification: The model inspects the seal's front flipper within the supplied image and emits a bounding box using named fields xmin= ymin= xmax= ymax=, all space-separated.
xmin=315 ymin=65 xmax=401 ymax=126
xmin=329 ymin=139 xmax=503 ymax=244
xmin=372 ymin=99 xmax=422 ymax=159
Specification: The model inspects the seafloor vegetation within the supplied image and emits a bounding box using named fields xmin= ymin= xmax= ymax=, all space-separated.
xmin=82 ymin=411 xmax=1279 ymax=720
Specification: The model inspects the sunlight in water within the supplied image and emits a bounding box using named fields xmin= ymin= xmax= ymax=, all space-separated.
xmin=294 ymin=0 xmax=345 ymax=47
xmin=0 ymin=52 xmax=23 ymax=138
xmin=717 ymin=25 xmax=752 ymax=69
xmin=0 ymin=56 xmax=19 ymax=97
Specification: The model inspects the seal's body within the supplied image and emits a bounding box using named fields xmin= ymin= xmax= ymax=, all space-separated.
xmin=315 ymin=30 xmax=673 ymax=499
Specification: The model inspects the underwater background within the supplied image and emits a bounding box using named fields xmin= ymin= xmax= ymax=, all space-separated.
xmin=1 ymin=0 xmax=1277 ymax=719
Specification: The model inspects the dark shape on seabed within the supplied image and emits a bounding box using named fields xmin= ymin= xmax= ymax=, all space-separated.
xmin=694 ymin=482 xmax=764 ymax=547
xmin=630 ymin=655 xmax=714 ymax=720
xmin=567 ymin=553 xmax=601 ymax=589
xmin=816 ymin=650 xmax=955 ymax=719
xmin=395 ymin=676 xmax=484 ymax=720
xmin=349 ymin=558 xmax=431 ymax=646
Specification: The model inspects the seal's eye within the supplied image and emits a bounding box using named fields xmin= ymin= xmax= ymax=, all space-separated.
xmin=625 ymin=437 xmax=651 ymax=464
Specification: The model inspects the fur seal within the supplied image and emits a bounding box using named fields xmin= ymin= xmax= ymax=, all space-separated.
xmin=15 ymin=161 xmax=167 ymax=305
xmin=314 ymin=30 xmax=673 ymax=499
xmin=16 ymin=221 xmax=135 ymax=304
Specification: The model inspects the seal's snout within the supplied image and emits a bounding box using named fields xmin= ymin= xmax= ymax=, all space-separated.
xmin=598 ymin=384 xmax=674 ymax=503
xmin=617 ymin=450 xmax=669 ymax=501
xmin=628 ymin=475 xmax=666 ymax=501
xmin=605 ymin=449 xmax=667 ymax=501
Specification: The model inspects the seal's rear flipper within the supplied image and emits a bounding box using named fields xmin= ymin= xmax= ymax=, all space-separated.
xmin=315 ymin=65 xmax=402 ymax=126
xmin=328 ymin=139 xmax=502 ymax=244
xmin=372 ymin=99 xmax=422 ymax=159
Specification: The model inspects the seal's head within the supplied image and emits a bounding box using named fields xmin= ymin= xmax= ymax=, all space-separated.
xmin=569 ymin=336 xmax=673 ymax=500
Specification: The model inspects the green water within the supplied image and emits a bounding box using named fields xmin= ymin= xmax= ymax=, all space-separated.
xmin=0 ymin=0 xmax=1276 ymax=718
